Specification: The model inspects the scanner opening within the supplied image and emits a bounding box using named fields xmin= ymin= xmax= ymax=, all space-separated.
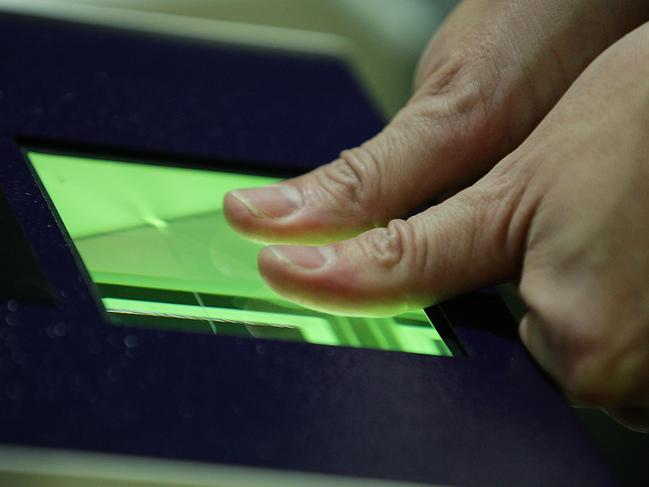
xmin=27 ymin=150 xmax=452 ymax=357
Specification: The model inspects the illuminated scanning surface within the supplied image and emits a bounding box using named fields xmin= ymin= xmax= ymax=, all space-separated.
xmin=28 ymin=152 xmax=451 ymax=356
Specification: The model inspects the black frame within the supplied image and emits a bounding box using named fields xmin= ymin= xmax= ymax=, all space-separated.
xmin=0 ymin=12 xmax=614 ymax=486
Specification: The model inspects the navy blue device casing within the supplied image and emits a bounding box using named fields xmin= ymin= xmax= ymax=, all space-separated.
xmin=0 ymin=13 xmax=614 ymax=487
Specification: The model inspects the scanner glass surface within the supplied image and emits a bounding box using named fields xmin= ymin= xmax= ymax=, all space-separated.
xmin=28 ymin=151 xmax=451 ymax=357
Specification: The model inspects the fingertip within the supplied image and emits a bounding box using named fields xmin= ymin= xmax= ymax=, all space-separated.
xmin=258 ymin=245 xmax=334 ymax=287
xmin=257 ymin=246 xmax=284 ymax=285
xmin=223 ymin=190 xmax=255 ymax=231
xmin=257 ymin=240 xmax=417 ymax=317
xmin=257 ymin=244 xmax=340 ymax=309
xmin=222 ymin=184 xmax=303 ymax=237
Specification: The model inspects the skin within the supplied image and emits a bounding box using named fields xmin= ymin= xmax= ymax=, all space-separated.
xmin=224 ymin=0 xmax=649 ymax=429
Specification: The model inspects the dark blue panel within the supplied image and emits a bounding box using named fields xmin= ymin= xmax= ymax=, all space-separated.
xmin=0 ymin=13 xmax=615 ymax=487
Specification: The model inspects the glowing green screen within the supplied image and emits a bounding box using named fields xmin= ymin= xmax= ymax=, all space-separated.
xmin=28 ymin=151 xmax=451 ymax=356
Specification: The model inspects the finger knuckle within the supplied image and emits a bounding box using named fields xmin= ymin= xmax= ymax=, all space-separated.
xmin=443 ymin=178 xmax=518 ymax=274
xmin=312 ymin=147 xmax=379 ymax=215
xmin=412 ymin=36 xmax=521 ymax=157
xmin=481 ymin=160 xmax=538 ymax=265
xmin=357 ymin=219 xmax=416 ymax=270
xmin=414 ymin=49 xmax=500 ymax=133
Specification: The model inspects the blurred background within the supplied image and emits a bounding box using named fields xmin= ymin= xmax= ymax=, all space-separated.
xmin=0 ymin=0 xmax=459 ymax=117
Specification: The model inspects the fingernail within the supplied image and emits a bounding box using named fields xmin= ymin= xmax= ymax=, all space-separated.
xmin=230 ymin=185 xmax=302 ymax=219
xmin=269 ymin=245 xmax=334 ymax=270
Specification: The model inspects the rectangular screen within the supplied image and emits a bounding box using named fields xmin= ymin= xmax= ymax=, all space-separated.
xmin=28 ymin=151 xmax=452 ymax=356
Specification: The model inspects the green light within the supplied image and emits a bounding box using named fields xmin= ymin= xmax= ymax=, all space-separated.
xmin=28 ymin=151 xmax=451 ymax=356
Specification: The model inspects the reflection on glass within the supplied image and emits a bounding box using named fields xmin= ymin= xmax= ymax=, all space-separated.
xmin=28 ymin=151 xmax=451 ymax=356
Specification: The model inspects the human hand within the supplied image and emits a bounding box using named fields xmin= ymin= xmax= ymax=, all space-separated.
xmin=224 ymin=3 xmax=649 ymax=418
xmin=225 ymin=0 xmax=649 ymax=245
xmin=513 ymin=24 xmax=649 ymax=422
